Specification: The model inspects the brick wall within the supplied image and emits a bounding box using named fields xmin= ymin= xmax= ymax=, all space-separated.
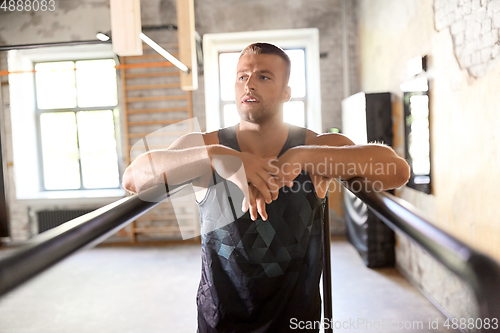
xmin=434 ymin=0 xmax=500 ymax=77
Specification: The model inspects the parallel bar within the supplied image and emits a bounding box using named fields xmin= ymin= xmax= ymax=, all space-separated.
xmin=341 ymin=179 xmax=500 ymax=331
xmin=0 ymin=174 xmax=498 ymax=333
xmin=0 ymin=183 xmax=188 ymax=297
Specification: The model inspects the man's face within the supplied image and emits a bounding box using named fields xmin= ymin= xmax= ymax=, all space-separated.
xmin=235 ymin=53 xmax=291 ymax=124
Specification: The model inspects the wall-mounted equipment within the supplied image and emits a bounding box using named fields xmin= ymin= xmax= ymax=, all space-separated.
xmin=341 ymin=92 xmax=395 ymax=268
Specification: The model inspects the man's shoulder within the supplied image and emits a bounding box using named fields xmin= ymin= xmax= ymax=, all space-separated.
xmin=202 ymin=131 xmax=219 ymax=145
xmin=167 ymin=130 xmax=219 ymax=150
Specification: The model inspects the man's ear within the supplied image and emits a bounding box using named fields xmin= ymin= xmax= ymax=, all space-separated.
xmin=282 ymin=86 xmax=292 ymax=102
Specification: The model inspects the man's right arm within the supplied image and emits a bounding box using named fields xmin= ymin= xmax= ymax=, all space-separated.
xmin=122 ymin=133 xmax=281 ymax=207
xmin=122 ymin=133 xmax=239 ymax=194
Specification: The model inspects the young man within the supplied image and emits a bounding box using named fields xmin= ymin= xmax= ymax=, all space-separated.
xmin=123 ymin=43 xmax=410 ymax=332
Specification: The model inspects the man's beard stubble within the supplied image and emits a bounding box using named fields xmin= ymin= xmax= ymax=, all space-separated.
xmin=236 ymin=103 xmax=279 ymax=125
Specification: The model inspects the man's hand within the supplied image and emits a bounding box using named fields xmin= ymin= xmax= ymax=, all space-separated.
xmin=210 ymin=151 xmax=281 ymax=221
xmin=238 ymin=152 xmax=281 ymax=204
xmin=241 ymin=149 xmax=302 ymax=221
xmin=244 ymin=184 xmax=269 ymax=221
xmin=271 ymin=147 xmax=305 ymax=186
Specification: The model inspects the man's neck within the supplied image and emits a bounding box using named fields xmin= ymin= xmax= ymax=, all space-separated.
xmin=236 ymin=117 xmax=289 ymax=158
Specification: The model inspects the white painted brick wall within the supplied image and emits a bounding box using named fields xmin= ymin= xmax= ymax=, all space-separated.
xmin=434 ymin=0 xmax=500 ymax=77
xmin=494 ymin=11 xmax=500 ymax=26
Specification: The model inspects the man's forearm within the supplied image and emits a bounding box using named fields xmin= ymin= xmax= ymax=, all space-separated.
xmin=295 ymin=144 xmax=410 ymax=189
xmin=122 ymin=144 xmax=240 ymax=193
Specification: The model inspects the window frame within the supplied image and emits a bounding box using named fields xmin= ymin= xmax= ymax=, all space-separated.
xmin=403 ymin=88 xmax=432 ymax=195
xmin=203 ymin=29 xmax=322 ymax=132
xmin=7 ymin=43 xmax=126 ymax=200
xmin=401 ymin=77 xmax=432 ymax=195
xmin=33 ymin=58 xmax=121 ymax=192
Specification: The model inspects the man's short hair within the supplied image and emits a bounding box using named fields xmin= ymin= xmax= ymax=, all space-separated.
xmin=239 ymin=42 xmax=291 ymax=84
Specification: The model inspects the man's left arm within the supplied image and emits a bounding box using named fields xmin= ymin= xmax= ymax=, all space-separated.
xmin=274 ymin=133 xmax=411 ymax=191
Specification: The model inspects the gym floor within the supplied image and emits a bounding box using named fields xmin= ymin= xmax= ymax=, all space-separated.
xmin=0 ymin=237 xmax=457 ymax=333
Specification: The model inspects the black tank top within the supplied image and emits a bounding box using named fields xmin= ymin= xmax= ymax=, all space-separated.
xmin=196 ymin=124 xmax=326 ymax=333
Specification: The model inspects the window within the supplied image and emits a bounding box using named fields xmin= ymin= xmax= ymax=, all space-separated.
xmin=34 ymin=59 xmax=120 ymax=190
xmin=203 ymin=29 xmax=321 ymax=133
xmin=401 ymin=77 xmax=432 ymax=194
xmin=218 ymin=49 xmax=307 ymax=128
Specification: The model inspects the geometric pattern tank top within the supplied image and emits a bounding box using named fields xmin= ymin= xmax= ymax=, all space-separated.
xmin=196 ymin=123 xmax=326 ymax=332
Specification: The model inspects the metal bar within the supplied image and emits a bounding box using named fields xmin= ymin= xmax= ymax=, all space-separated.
xmin=139 ymin=32 xmax=190 ymax=74
xmin=0 ymin=40 xmax=111 ymax=52
xmin=341 ymin=179 xmax=500 ymax=331
xmin=0 ymin=174 xmax=498 ymax=332
xmin=322 ymin=195 xmax=333 ymax=333
xmin=0 ymin=182 xmax=187 ymax=297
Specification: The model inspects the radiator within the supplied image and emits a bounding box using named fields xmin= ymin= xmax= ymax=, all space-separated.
xmin=37 ymin=209 xmax=95 ymax=233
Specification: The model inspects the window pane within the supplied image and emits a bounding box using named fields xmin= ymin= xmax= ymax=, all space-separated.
xmin=284 ymin=101 xmax=305 ymax=127
xmin=285 ymin=49 xmax=306 ymax=98
xmin=40 ymin=112 xmax=80 ymax=190
xmin=35 ymin=62 xmax=77 ymax=109
xmin=77 ymin=110 xmax=120 ymax=189
xmin=219 ymin=52 xmax=240 ymax=101
xmin=408 ymin=94 xmax=430 ymax=175
xmin=76 ymin=59 xmax=118 ymax=107
xmin=223 ymin=104 xmax=239 ymax=127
